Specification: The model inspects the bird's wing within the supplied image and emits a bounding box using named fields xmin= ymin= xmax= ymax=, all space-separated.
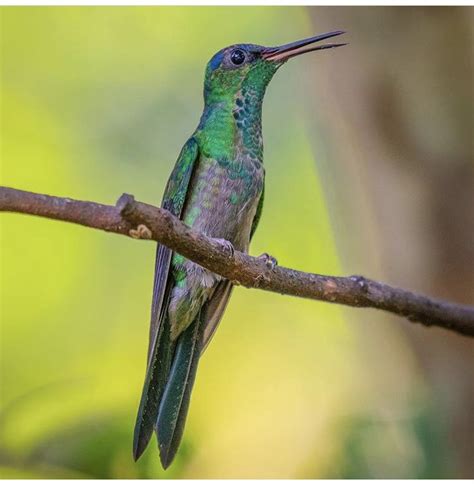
xmin=250 ymin=179 xmax=265 ymax=240
xmin=156 ymin=309 xmax=203 ymax=468
xmin=146 ymin=137 xmax=200 ymax=360
xmin=133 ymin=136 xmax=200 ymax=461
xmin=200 ymin=280 xmax=234 ymax=353
xmin=156 ymin=281 xmax=233 ymax=467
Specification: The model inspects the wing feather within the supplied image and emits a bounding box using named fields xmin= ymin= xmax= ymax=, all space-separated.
xmin=200 ymin=281 xmax=234 ymax=353
xmin=146 ymin=136 xmax=200 ymax=363
xmin=133 ymin=136 xmax=200 ymax=460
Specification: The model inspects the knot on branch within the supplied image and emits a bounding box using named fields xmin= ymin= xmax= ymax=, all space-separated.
xmin=350 ymin=275 xmax=369 ymax=293
xmin=322 ymin=279 xmax=338 ymax=301
xmin=129 ymin=224 xmax=152 ymax=240
xmin=254 ymin=272 xmax=271 ymax=288
xmin=116 ymin=193 xmax=136 ymax=216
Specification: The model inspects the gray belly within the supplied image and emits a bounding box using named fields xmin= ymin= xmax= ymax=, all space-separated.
xmin=167 ymin=155 xmax=264 ymax=339
xmin=183 ymin=155 xmax=264 ymax=251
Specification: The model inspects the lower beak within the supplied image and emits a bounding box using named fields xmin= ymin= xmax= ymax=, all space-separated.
xmin=262 ymin=30 xmax=346 ymax=62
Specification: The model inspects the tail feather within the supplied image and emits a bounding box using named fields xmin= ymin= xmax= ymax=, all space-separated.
xmin=156 ymin=313 xmax=203 ymax=469
xmin=133 ymin=320 xmax=174 ymax=461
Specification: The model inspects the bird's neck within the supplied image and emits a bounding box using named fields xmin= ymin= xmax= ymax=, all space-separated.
xmin=197 ymin=91 xmax=264 ymax=162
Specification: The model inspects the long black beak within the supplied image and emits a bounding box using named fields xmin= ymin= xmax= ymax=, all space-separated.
xmin=262 ymin=31 xmax=346 ymax=62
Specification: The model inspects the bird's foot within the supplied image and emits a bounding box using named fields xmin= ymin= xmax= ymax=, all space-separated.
xmin=214 ymin=238 xmax=235 ymax=258
xmin=129 ymin=224 xmax=152 ymax=240
xmin=258 ymin=252 xmax=278 ymax=270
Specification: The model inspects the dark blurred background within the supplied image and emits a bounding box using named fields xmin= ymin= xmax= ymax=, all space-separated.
xmin=1 ymin=6 xmax=473 ymax=478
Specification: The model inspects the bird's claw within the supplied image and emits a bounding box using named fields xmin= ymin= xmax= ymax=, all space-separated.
xmin=215 ymin=238 xmax=235 ymax=258
xmin=258 ymin=252 xmax=278 ymax=270
xmin=254 ymin=254 xmax=277 ymax=287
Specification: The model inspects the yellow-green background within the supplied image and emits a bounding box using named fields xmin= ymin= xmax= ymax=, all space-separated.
xmin=1 ymin=6 xmax=473 ymax=478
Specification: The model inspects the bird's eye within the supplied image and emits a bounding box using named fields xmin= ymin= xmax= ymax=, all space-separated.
xmin=230 ymin=49 xmax=246 ymax=66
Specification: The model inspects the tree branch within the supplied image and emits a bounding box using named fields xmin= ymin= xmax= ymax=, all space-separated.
xmin=1 ymin=185 xmax=473 ymax=337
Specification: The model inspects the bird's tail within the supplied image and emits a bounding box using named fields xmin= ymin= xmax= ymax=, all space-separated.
xmin=133 ymin=310 xmax=203 ymax=468
xmin=156 ymin=313 xmax=203 ymax=469
xmin=133 ymin=317 xmax=174 ymax=461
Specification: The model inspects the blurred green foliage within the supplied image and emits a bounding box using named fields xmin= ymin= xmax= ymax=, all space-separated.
xmin=1 ymin=7 xmax=451 ymax=478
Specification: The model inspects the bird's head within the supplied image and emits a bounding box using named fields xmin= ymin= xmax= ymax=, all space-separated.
xmin=203 ymin=30 xmax=346 ymax=107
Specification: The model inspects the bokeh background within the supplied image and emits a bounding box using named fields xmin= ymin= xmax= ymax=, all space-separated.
xmin=1 ymin=6 xmax=473 ymax=478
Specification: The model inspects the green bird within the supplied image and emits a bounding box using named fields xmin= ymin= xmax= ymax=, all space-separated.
xmin=133 ymin=31 xmax=346 ymax=468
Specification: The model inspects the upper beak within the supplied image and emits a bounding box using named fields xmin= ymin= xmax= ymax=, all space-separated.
xmin=262 ymin=30 xmax=346 ymax=62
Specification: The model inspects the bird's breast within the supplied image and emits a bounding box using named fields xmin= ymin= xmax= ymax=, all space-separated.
xmin=182 ymin=154 xmax=264 ymax=251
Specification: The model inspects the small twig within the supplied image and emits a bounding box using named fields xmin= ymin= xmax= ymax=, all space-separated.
xmin=1 ymin=185 xmax=473 ymax=337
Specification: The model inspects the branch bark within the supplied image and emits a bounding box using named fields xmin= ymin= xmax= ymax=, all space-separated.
xmin=1 ymin=185 xmax=473 ymax=337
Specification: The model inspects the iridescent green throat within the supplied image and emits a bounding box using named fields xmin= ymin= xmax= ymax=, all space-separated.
xmin=196 ymin=59 xmax=279 ymax=163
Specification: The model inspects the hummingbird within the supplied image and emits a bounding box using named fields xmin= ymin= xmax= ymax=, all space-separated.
xmin=133 ymin=30 xmax=346 ymax=468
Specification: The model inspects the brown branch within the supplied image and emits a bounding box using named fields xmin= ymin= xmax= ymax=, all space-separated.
xmin=1 ymin=185 xmax=473 ymax=337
